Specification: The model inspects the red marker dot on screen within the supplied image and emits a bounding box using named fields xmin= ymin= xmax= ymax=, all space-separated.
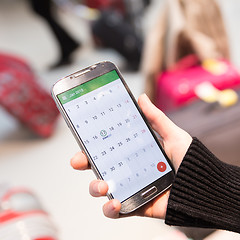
xmin=157 ymin=162 xmax=167 ymax=172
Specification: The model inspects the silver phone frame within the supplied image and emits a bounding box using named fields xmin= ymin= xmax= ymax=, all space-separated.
xmin=52 ymin=61 xmax=175 ymax=214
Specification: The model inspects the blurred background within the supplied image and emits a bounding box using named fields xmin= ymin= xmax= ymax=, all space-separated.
xmin=1 ymin=0 xmax=240 ymax=239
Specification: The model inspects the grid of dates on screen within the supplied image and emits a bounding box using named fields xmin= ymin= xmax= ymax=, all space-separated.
xmin=63 ymin=78 xmax=171 ymax=202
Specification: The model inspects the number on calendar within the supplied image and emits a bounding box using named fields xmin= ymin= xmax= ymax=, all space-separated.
xmin=118 ymin=142 xmax=123 ymax=147
xmin=109 ymin=126 xmax=114 ymax=131
xmin=110 ymin=166 xmax=115 ymax=171
xmin=110 ymin=146 xmax=115 ymax=151
xmin=93 ymin=135 xmax=98 ymax=140
xmin=101 ymin=151 xmax=107 ymax=156
xmin=117 ymin=122 xmax=122 ymax=127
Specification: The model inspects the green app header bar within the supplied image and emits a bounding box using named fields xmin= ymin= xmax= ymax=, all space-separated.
xmin=58 ymin=70 xmax=119 ymax=104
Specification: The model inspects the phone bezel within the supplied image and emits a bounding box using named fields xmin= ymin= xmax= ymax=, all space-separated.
xmin=52 ymin=61 xmax=175 ymax=214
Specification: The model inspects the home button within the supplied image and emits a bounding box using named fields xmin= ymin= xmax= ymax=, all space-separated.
xmin=141 ymin=187 xmax=157 ymax=199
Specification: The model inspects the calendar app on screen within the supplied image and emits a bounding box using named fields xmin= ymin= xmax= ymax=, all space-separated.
xmin=58 ymin=70 xmax=172 ymax=202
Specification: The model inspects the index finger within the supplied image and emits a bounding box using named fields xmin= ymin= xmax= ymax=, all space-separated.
xmin=70 ymin=151 xmax=90 ymax=170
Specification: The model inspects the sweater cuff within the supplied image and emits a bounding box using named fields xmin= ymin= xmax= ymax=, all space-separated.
xmin=165 ymin=137 xmax=240 ymax=233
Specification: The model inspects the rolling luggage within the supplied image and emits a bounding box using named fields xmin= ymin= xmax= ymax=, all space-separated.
xmin=0 ymin=53 xmax=59 ymax=138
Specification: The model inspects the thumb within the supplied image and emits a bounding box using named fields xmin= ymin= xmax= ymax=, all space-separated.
xmin=138 ymin=94 xmax=177 ymax=139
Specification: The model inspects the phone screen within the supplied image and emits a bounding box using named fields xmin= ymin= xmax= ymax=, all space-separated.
xmin=57 ymin=70 xmax=172 ymax=202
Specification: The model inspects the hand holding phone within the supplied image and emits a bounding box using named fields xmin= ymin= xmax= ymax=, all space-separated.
xmin=52 ymin=62 xmax=191 ymax=214
xmin=71 ymin=94 xmax=192 ymax=219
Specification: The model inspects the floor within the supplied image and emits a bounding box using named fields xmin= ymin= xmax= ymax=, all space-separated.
xmin=0 ymin=0 xmax=240 ymax=239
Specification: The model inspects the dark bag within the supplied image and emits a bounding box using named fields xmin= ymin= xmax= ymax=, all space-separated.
xmin=91 ymin=10 xmax=143 ymax=70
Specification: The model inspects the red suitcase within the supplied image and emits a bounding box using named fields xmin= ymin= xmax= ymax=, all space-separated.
xmin=0 ymin=53 xmax=59 ymax=137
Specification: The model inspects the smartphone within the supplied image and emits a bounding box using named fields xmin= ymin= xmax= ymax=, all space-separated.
xmin=52 ymin=61 xmax=175 ymax=214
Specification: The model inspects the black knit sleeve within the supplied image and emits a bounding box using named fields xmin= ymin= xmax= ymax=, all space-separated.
xmin=165 ymin=137 xmax=240 ymax=233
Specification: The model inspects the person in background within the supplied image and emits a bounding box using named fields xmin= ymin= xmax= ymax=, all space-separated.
xmin=70 ymin=94 xmax=240 ymax=234
xmin=141 ymin=0 xmax=230 ymax=103
xmin=29 ymin=0 xmax=80 ymax=68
